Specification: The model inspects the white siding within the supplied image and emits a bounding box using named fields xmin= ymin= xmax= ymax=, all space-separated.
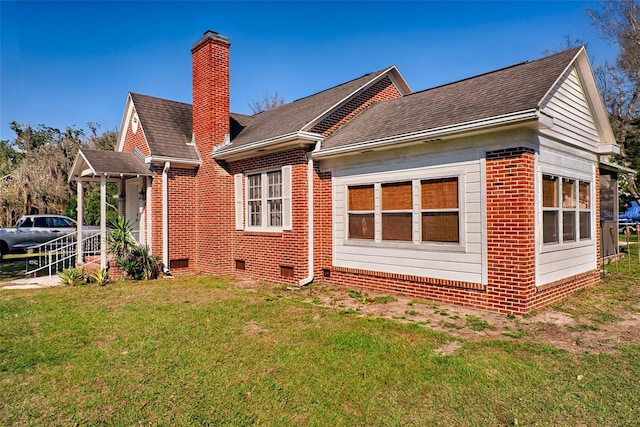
xmin=331 ymin=140 xmax=486 ymax=284
xmin=540 ymin=66 xmax=600 ymax=151
xmin=537 ymin=142 xmax=598 ymax=285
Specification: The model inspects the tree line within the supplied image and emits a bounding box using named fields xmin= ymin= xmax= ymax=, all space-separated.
xmin=0 ymin=122 xmax=117 ymax=227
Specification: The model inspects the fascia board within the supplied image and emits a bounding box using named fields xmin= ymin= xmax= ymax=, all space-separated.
xmin=313 ymin=110 xmax=539 ymax=159
xmin=212 ymin=131 xmax=322 ymax=161
xmin=146 ymin=155 xmax=202 ymax=168
xmin=68 ymin=150 xmax=96 ymax=183
xmin=116 ymin=94 xmax=133 ymax=152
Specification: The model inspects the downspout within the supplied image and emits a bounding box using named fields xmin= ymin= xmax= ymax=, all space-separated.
xmin=299 ymin=147 xmax=316 ymax=286
xmin=162 ymin=162 xmax=170 ymax=271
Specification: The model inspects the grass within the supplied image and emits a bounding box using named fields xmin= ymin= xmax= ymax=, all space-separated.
xmin=1 ymin=275 xmax=639 ymax=425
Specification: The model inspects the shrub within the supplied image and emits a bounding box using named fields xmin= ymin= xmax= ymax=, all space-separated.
xmin=59 ymin=267 xmax=85 ymax=286
xmin=117 ymin=245 xmax=160 ymax=280
xmin=88 ymin=267 xmax=110 ymax=286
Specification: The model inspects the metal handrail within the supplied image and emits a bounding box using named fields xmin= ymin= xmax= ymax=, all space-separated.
xmin=25 ymin=230 xmax=103 ymax=277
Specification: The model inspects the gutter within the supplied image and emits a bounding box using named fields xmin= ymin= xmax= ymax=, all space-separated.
xmin=146 ymin=155 xmax=202 ymax=168
xmin=298 ymin=145 xmax=318 ymax=286
xmin=312 ymin=109 xmax=541 ymax=159
xmin=162 ymin=162 xmax=170 ymax=270
xmin=212 ymin=131 xmax=322 ymax=160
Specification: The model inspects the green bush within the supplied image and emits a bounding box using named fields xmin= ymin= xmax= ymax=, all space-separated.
xmin=59 ymin=267 xmax=85 ymax=286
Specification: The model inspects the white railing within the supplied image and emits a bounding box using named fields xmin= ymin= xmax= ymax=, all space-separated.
xmin=25 ymin=230 xmax=103 ymax=277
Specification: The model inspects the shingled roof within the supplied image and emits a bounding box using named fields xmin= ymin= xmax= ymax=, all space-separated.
xmin=320 ymin=47 xmax=582 ymax=151
xmin=70 ymin=149 xmax=153 ymax=181
xmin=130 ymin=93 xmax=252 ymax=161
xmin=214 ymin=67 xmax=396 ymax=155
xmin=129 ymin=93 xmax=197 ymax=161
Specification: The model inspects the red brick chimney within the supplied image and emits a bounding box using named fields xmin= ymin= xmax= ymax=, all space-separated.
xmin=191 ymin=30 xmax=234 ymax=274
xmin=191 ymin=30 xmax=230 ymax=153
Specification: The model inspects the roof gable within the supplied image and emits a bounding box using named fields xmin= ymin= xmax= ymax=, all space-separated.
xmin=321 ymin=47 xmax=583 ymax=151
xmin=127 ymin=93 xmax=199 ymax=161
xmin=214 ymin=67 xmax=410 ymax=156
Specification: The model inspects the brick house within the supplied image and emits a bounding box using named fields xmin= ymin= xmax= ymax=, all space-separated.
xmin=70 ymin=30 xmax=620 ymax=314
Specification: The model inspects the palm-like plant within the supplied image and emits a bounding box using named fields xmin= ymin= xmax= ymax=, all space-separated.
xmin=107 ymin=216 xmax=136 ymax=259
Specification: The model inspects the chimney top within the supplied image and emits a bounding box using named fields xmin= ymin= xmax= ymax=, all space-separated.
xmin=192 ymin=30 xmax=229 ymax=52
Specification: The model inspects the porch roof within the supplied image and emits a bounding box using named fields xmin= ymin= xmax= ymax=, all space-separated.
xmin=69 ymin=149 xmax=153 ymax=182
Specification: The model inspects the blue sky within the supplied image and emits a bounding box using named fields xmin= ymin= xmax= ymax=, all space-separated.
xmin=0 ymin=1 xmax=616 ymax=143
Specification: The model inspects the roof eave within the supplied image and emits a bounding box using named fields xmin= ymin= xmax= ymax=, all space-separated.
xmin=212 ymin=131 xmax=323 ymax=161
xmin=145 ymin=155 xmax=202 ymax=168
xmin=313 ymin=109 xmax=541 ymax=159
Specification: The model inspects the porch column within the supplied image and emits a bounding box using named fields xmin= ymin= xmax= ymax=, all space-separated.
xmin=76 ymin=180 xmax=84 ymax=265
xmin=146 ymin=176 xmax=152 ymax=247
xmin=100 ymin=175 xmax=107 ymax=269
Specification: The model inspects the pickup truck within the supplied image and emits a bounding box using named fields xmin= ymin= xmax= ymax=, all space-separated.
xmin=0 ymin=215 xmax=99 ymax=260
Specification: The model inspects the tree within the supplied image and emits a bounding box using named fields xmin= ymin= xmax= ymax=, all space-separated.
xmin=0 ymin=122 xmax=118 ymax=226
xmin=248 ymin=90 xmax=285 ymax=114
xmin=588 ymin=0 xmax=640 ymax=200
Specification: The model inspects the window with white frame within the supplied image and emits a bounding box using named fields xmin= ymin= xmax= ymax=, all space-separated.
xmin=235 ymin=166 xmax=292 ymax=231
xmin=347 ymin=176 xmax=460 ymax=244
xmin=542 ymin=174 xmax=591 ymax=245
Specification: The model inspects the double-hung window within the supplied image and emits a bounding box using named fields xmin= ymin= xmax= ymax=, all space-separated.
xmin=542 ymin=174 xmax=591 ymax=245
xmin=235 ymin=166 xmax=292 ymax=231
xmin=347 ymin=176 xmax=460 ymax=245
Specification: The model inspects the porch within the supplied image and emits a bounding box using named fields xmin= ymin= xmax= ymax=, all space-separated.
xmin=68 ymin=149 xmax=154 ymax=270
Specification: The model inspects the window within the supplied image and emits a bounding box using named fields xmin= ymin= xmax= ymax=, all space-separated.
xmin=421 ymin=178 xmax=459 ymax=243
xmin=237 ymin=167 xmax=291 ymax=231
xmin=542 ymin=174 xmax=591 ymax=245
xmin=346 ymin=176 xmax=460 ymax=245
xmin=247 ymin=173 xmax=262 ymax=227
xmin=382 ymin=182 xmax=412 ymax=241
xmin=348 ymin=185 xmax=374 ymax=240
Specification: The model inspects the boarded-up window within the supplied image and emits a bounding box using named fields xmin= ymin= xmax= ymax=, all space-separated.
xmin=382 ymin=182 xmax=412 ymax=241
xmin=348 ymin=185 xmax=374 ymax=240
xmin=421 ymin=178 xmax=459 ymax=242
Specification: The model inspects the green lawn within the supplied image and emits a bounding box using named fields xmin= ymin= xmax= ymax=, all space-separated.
xmin=1 ymin=273 xmax=639 ymax=426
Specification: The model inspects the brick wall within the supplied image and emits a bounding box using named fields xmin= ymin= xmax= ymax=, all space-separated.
xmin=191 ymin=31 xmax=234 ymax=274
xmin=484 ymin=147 xmax=537 ymax=314
xmin=122 ymin=106 xmax=150 ymax=156
xmin=310 ymin=76 xmax=402 ymax=136
xmin=227 ymin=149 xmax=310 ymax=283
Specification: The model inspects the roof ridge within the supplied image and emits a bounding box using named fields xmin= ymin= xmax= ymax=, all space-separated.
xmin=406 ymin=46 xmax=582 ymax=98
xmin=256 ymin=66 xmax=393 ymax=114
xmin=130 ymin=92 xmax=192 ymax=107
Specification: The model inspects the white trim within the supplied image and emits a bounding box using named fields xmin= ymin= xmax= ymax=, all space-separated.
xmin=100 ymin=175 xmax=107 ymax=270
xmin=342 ymin=170 xmax=467 ymax=251
xmin=145 ymin=155 xmax=202 ymax=168
xmin=243 ymin=167 xmax=292 ymax=233
xmin=162 ymin=162 xmax=170 ymax=269
xmin=234 ymin=173 xmax=244 ymax=230
xmin=299 ymin=155 xmax=314 ymax=286
xmin=314 ymin=109 xmax=540 ymax=159
xmin=212 ymin=131 xmax=322 ymax=160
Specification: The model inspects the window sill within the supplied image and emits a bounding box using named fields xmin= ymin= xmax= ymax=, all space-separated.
xmin=540 ymin=239 xmax=593 ymax=253
xmin=243 ymin=229 xmax=284 ymax=237
xmin=344 ymin=239 xmax=466 ymax=252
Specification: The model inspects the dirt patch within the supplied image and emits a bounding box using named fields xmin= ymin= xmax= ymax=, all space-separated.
xmin=240 ymin=280 xmax=640 ymax=355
